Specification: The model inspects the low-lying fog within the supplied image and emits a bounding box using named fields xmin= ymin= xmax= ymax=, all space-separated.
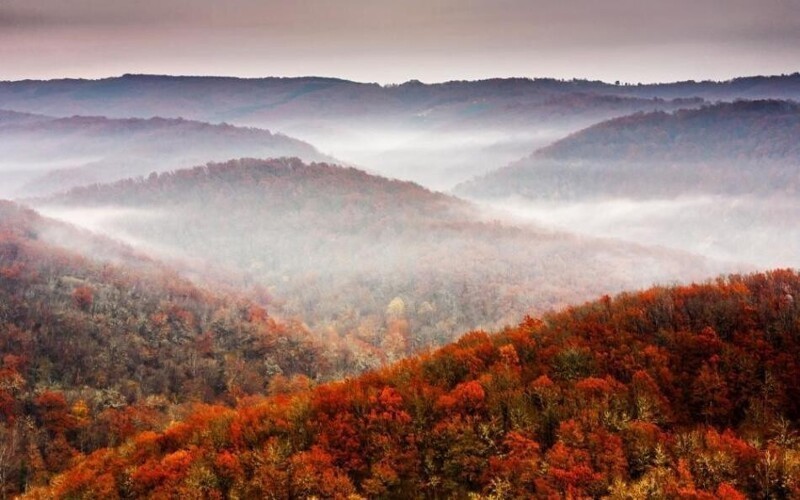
xmin=273 ymin=125 xmax=568 ymax=191
xmin=0 ymin=160 xmax=100 ymax=198
xmin=34 ymin=205 xmax=184 ymax=259
xmin=40 ymin=195 xmax=791 ymax=274
xmin=1 ymin=116 xmax=574 ymax=196
xmin=484 ymin=195 xmax=800 ymax=270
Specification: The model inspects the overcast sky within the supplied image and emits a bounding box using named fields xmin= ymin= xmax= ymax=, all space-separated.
xmin=1 ymin=0 xmax=798 ymax=83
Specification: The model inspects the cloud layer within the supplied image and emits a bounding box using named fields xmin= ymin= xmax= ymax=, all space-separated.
xmin=1 ymin=0 xmax=799 ymax=82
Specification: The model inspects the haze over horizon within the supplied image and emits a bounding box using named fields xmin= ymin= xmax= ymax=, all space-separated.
xmin=1 ymin=0 xmax=799 ymax=84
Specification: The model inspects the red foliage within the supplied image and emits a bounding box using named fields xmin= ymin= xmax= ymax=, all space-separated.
xmin=16 ymin=270 xmax=800 ymax=497
xmin=72 ymin=285 xmax=94 ymax=311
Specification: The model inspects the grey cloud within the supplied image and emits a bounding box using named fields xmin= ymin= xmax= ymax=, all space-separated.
xmin=0 ymin=0 xmax=192 ymax=27
xmin=0 ymin=0 xmax=798 ymax=82
xmin=0 ymin=5 xmax=45 ymax=28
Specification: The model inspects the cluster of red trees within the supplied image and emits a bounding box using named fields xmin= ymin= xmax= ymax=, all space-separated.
xmin=26 ymin=269 xmax=800 ymax=498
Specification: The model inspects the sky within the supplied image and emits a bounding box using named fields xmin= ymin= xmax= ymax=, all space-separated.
xmin=1 ymin=0 xmax=799 ymax=84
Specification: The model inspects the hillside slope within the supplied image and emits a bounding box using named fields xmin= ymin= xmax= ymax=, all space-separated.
xmin=32 ymin=270 xmax=800 ymax=498
xmin=34 ymin=158 xmax=720 ymax=372
xmin=458 ymin=100 xmax=800 ymax=200
xmin=0 ymin=201 xmax=323 ymax=495
xmin=0 ymin=110 xmax=331 ymax=197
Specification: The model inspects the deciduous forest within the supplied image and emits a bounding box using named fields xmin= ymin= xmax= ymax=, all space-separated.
xmin=2 ymin=6 xmax=800 ymax=496
xmin=17 ymin=270 xmax=800 ymax=498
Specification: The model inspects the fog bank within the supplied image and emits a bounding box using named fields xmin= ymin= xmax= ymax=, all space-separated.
xmin=484 ymin=195 xmax=798 ymax=270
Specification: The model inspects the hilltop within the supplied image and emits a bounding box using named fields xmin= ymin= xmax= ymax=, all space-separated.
xmin=458 ymin=100 xmax=800 ymax=200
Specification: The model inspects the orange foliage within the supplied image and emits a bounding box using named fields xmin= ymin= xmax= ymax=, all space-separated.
xmin=14 ymin=270 xmax=800 ymax=497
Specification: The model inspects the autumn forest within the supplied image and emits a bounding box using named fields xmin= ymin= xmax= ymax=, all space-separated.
xmin=2 ymin=4 xmax=800 ymax=497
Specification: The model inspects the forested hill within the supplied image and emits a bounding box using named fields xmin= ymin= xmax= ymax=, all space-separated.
xmin=32 ymin=269 xmax=800 ymax=498
xmin=538 ymin=100 xmax=800 ymax=164
xmin=0 ymin=111 xmax=331 ymax=196
xmin=47 ymin=156 xmax=462 ymax=220
xmin=0 ymin=201 xmax=324 ymax=496
xmin=458 ymin=100 xmax=800 ymax=200
xmin=36 ymin=158 xmax=718 ymax=371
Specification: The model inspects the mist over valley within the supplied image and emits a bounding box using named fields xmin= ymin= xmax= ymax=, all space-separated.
xmin=1 ymin=5 xmax=800 ymax=494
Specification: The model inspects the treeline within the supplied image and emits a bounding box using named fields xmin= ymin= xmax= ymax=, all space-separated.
xmin=29 ymin=269 xmax=800 ymax=498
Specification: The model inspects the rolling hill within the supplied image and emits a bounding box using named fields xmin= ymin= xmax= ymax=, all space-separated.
xmin=28 ymin=269 xmax=800 ymax=498
xmin=0 ymin=110 xmax=331 ymax=197
xmin=458 ymin=100 xmax=800 ymax=201
xmin=33 ymin=158 xmax=722 ymax=373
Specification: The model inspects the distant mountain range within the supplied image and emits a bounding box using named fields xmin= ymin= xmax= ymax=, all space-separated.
xmin=3 ymin=74 xmax=800 ymax=190
xmin=0 ymin=74 xmax=727 ymax=189
xmin=0 ymin=74 xmax=725 ymax=126
xmin=2 ymin=74 xmax=799 ymax=132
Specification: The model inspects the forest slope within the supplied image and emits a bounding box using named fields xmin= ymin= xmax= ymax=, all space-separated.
xmin=0 ymin=201 xmax=323 ymax=495
xmin=458 ymin=100 xmax=800 ymax=200
xmin=35 ymin=158 xmax=719 ymax=373
xmin=32 ymin=269 xmax=800 ymax=498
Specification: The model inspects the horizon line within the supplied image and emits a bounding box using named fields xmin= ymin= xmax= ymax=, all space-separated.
xmin=2 ymin=71 xmax=800 ymax=87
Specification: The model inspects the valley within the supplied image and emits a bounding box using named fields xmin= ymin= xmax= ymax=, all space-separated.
xmin=0 ymin=53 xmax=799 ymax=500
